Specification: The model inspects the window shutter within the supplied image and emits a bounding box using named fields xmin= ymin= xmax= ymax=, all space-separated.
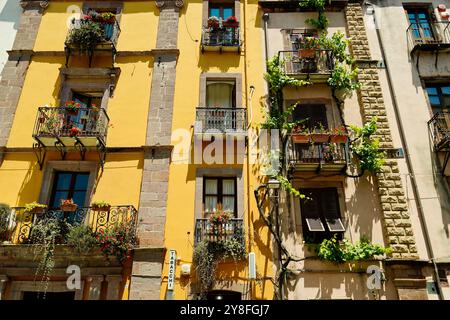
xmin=300 ymin=189 xmax=325 ymax=232
xmin=321 ymin=188 xmax=345 ymax=232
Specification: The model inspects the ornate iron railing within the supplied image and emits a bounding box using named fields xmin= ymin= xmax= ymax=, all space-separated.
xmin=202 ymin=26 xmax=240 ymax=47
xmin=288 ymin=138 xmax=349 ymax=166
xmin=0 ymin=206 xmax=138 ymax=244
xmin=194 ymin=218 xmax=244 ymax=246
xmin=428 ymin=111 xmax=450 ymax=151
xmin=278 ymin=49 xmax=335 ymax=75
xmin=195 ymin=107 xmax=247 ymax=133
xmin=407 ymin=21 xmax=450 ymax=50
xmin=33 ymin=107 xmax=109 ymax=147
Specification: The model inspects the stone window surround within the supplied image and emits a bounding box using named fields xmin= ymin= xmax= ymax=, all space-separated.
xmin=82 ymin=1 xmax=124 ymax=24
xmin=38 ymin=161 xmax=99 ymax=207
xmin=194 ymin=168 xmax=244 ymax=219
xmin=58 ymin=68 xmax=120 ymax=110
xmin=284 ymin=98 xmax=342 ymax=130
xmin=291 ymin=180 xmax=348 ymax=239
xmin=199 ymin=73 xmax=243 ymax=108
xmin=9 ymin=281 xmax=84 ymax=300
xmin=202 ymin=0 xmax=241 ymax=27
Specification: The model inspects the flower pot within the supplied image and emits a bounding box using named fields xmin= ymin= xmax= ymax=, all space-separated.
xmin=92 ymin=205 xmax=111 ymax=212
xmin=330 ymin=134 xmax=348 ymax=144
xmin=208 ymin=20 xmax=220 ymax=29
xmin=292 ymin=134 xmax=310 ymax=144
xmin=299 ymin=48 xmax=316 ymax=59
xmin=67 ymin=109 xmax=79 ymax=116
xmin=223 ymin=21 xmax=239 ymax=28
xmin=311 ymin=133 xmax=330 ymax=143
xmin=60 ymin=204 xmax=78 ymax=212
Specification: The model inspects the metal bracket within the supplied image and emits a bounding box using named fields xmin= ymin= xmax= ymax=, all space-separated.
xmin=97 ymin=143 xmax=107 ymax=171
xmin=54 ymin=139 xmax=67 ymax=160
xmin=74 ymin=139 xmax=86 ymax=161
xmin=32 ymin=142 xmax=47 ymax=170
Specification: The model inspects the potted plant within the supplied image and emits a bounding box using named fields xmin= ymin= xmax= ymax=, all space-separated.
xmin=330 ymin=126 xmax=348 ymax=143
xmin=69 ymin=127 xmax=81 ymax=137
xmin=311 ymin=123 xmax=330 ymax=143
xmin=223 ymin=16 xmax=239 ymax=27
xmin=60 ymin=199 xmax=78 ymax=212
xmin=66 ymin=18 xmax=106 ymax=52
xmin=24 ymin=202 xmax=47 ymax=215
xmin=208 ymin=209 xmax=233 ymax=240
xmin=207 ymin=16 xmax=220 ymax=29
xmin=292 ymin=126 xmax=311 ymax=144
xmin=298 ymin=36 xmax=318 ymax=59
xmin=322 ymin=143 xmax=337 ymax=162
xmin=65 ymin=100 xmax=81 ymax=115
xmin=91 ymin=201 xmax=111 ymax=211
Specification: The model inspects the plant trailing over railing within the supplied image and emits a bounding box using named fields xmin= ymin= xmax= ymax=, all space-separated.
xmin=96 ymin=223 xmax=136 ymax=263
xmin=350 ymin=117 xmax=386 ymax=173
xmin=299 ymin=0 xmax=329 ymax=30
xmin=67 ymin=223 xmax=98 ymax=254
xmin=24 ymin=202 xmax=47 ymax=213
xmin=66 ymin=18 xmax=106 ymax=53
xmin=193 ymin=238 xmax=246 ymax=299
xmin=314 ymin=235 xmax=392 ymax=264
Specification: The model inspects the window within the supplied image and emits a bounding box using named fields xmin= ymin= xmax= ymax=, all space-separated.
xmin=425 ymin=84 xmax=450 ymax=114
xmin=209 ymin=3 xmax=234 ymax=20
xmin=65 ymin=92 xmax=103 ymax=133
xmin=289 ymin=29 xmax=318 ymax=51
xmin=49 ymin=171 xmax=90 ymax=209
xmin=203 ymin=177 xmax=237 ymax=216
xmin=206 ymin=81 xmax=236 ymax=108
xmin=293 ymin=104 xmax=328 ymax=131
xmin=407 ymin=9 xmax=434 ymax=40
xmin=300 ymin=188 xmax=345 ymax=243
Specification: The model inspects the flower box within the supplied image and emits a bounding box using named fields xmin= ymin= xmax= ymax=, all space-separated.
xmin=298 ymin=48 xmax=316 ymax=59
xmin=92 ymin=205 xmax=111 ymax=211
xmin=292 ymin=134 xmax=311 ymax=144
xmin=60 ymin=203 xmax=78 ymax=212
xmin=29 ymin=207 xmax=46 ymax=214
xmin=311 ymin=133 xmax=330 ymax=143
xmin=330 ymin=134 xmax=348 ymax=144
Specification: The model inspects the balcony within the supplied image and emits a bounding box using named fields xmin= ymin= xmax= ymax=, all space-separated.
xmin=288 ymin=135 xmax=350 ymax=173
xmin=194 ymin=218 xmax=244 ymax=246
xmin=201 ymin=26 xmax=241 ymax=53
xmin=194 ymin=107 xmax=247 ymax=137
xmin=33 ymin=107 xmax=109 ymax=149
xmin=278 ymin=49 xmax=334 ymax=83
xmin=65 ymin=19 xmax=121 ymax=67
xmin=0 ymin=205 xmax=137 ymax=245
xmin=407 ymin=21 xmax=450 ymax=54
xmin=428 ymin=111 xmax=450 ymax=151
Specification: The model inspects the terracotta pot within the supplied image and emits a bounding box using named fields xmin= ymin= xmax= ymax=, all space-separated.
xmin=330 ymin=134 xmax=348 ymax=144
xmin=223 ymin=21 xmax=239 ymax=28
xmin=92 ymin=205 xmax=111 ymax=211
xmin=60 ymin=204 xmax=78 ymax=212
xmin=299 ymin=48 xmax=316 ymax=59
xmin=292 ymin=134 xmax=310 ymax=144
xmin=311 ymin=133 xmax=330 ymax=143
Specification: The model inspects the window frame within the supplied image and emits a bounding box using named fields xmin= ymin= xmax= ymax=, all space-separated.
xmin=48 ymin=171 xmax=90 ymax=209
xmin=425 ymin=83 xmax=450 ymax=114
xmin=208 ymin=3 xmax=235 ymax=20
xmin=202 ymin=177 xmax=238 ymax=216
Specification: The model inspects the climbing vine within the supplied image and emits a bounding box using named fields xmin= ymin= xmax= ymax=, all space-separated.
xmin=299 ymin=0 xmax=329 ymax=30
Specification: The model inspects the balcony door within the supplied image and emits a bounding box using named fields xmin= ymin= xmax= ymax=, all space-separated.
xmin=206 ymin=81 xmax=236 ymax=131
xmin=407 ymin=9 xmax=434 ymax=41
xmin=69 ymin=92 xmax=102 ymax=134
xmin=49 ymin=171 xmax=90 ymax=209
xmin=203 ymin=177 xmax=237 ymax=217
xmin=208 ymin=3 xmax=235 ymax=45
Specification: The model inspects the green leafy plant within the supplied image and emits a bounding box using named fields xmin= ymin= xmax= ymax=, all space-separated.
xmin=193 ymin=238 xmax=246 ymax=299
xmin=0 ymin=204 xmax=12 ymax=241
xmin=316 ymin=235 xmax=392 ymax=263
xmin=24 ymin=202 xmax=47 ymax=213
xmin=299 ymin=0 xmax=329 ymax=30
xmin=96 ymin=223 xmax=136 ymax=264
xmin=276 ymin=175 xmax=305 ymax=199
xmin=350 ymin=117 xmax=386 ymax=173
xmin=66 ymin=19 xmax=106 ymax=52
xmin=67 ymin=223 xmax=98 ymax=254
xmin=208 ymin=210 xmax=233 ymax=224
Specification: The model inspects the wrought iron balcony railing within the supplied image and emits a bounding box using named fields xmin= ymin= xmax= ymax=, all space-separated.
xmin=201 ymin=26 xmax=241 ymax=52
xmin=288 ymin=136 xmax=349 ymax=172
xmin=195 ymin=107 xmax=247 ymax=134
xmin=194 ymin=218 xmax=244 ymax=246
xmin=428 ymin=111 xmax=450 ymax=151
xmin=33 ymin=107 xmax=109 ymax=148
xmin=278 ymin=49 xmax=335 ymax=77
xmin=0 ymin=205 xmax=137 ymax=245
xmin=407 ymin=21 xmax=450 ymax=52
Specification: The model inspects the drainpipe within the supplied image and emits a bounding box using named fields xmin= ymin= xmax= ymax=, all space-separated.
xmin=364 ymin=1 xmax=444 ymax=300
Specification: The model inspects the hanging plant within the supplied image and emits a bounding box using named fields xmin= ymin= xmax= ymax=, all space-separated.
xmin=66 ymin=19 xmax=106 ymax=53
xmin=67 ymin=223 xmax=99 ymax=255
xmin=95 ymin=223 xmax=136 ymax=264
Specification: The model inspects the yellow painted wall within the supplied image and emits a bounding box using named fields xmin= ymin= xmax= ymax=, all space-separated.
xmin=160 ymin=1 xmax=274 ymax=300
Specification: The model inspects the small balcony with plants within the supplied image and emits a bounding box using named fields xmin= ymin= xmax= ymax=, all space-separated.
xmin=407 ymin=20 xmax=450 ymax=54
xmin=288 ymin=125 xmax=350 ymax=173
xmin=201 ymin=16 xmax=241 ymax=53
xmin=33 ymin=102 xmax=109 ymax=150
xmin=64 ymin=10 xmax=121 ymax=67
xmin=194 ymin=107 xmax=247 ymax=137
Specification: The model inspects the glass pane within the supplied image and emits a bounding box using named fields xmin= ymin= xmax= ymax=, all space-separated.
xmin=429 ymin=96 xmax=441 ymax=106
xmin=206 ymin=83 xmax=234 ymax=108
xmin=223 ymin=8 xmax=233 ymax=20
xmin=209 ymin=8 xmax=220 ymax=17
xmin=55 ymin=173 xmax=72 ymax=190
xmin=222 ymin=179 xmax=235 ymax=195
xmin=222 ymin=196 xmax=235 ymax=213
xmin=51 ymin=191 xmax=69 ymax=208
xmin=426 ymin=87 xmax=438 ymax=95
xmin=205 ymin=179 xmax=218 ymax=194
xmin=74 ymin=173 xmax=89 ymax=190
xmin=441 ymin=87 xmax=450 ymax=95
xmin=205 ymin=196 xmax=217 ymax=213
xmin=72 ymin=191 xmax=87 ymax=207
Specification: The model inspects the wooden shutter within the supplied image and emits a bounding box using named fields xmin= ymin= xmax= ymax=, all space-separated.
xmin=300 ymin=189 xmax=325 ymax=232
xmin=320 ymin=188 xmax=345 ymax=232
